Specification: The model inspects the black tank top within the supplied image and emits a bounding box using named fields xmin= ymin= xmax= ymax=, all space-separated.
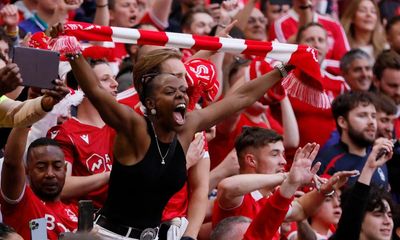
xmin=100 ymin=118 xmax=187 ymax=229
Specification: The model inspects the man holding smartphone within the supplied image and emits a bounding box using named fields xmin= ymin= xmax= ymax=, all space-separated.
xmin=0 ymin=126 xmax=78 ymax=240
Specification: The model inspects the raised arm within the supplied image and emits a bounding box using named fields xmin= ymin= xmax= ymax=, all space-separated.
xmin=243 ymin=143 xmax=321 ymax=240
xmin=183 ymin=152 xmax=210 ymax=239
xmin=1 ymin=127 xmax=29 ymax=201
xmin=148 ymin=0 xmax=173 ymax=29
xmin=68 ymin=55 xmax=145 ymax=134
xmin=188 ymin=66 xmax=291 ymax=133
xmin=287 ymin=170 xmax=359 ymax=222
xmin=280 ymin=96 xmax=300 ymax=148
xmin=233 ymin=0 xmax=258 ymax=31
xmin=332 ymin=138 xmax=394 ymax=240
xmin=209 ymin=149 xmax=239 ymax=191
xmin=217 ymin=173 xmax=288 ymax=209
xmin=93 ymin=0 xmax=110 ymax=26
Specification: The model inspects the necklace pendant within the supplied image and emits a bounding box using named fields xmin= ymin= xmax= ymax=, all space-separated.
xmin=161 ymin=159 xmax=165 ymax=165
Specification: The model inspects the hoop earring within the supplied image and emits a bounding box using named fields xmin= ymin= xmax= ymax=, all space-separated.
xmin=150 ymin=108 xmax=157 ymax=115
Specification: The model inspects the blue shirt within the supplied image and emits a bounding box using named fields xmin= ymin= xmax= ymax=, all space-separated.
xmin=19 ymin=13 xmax=48 ymax=36
xmin=314 ymin=141 xmax=389 ymax=189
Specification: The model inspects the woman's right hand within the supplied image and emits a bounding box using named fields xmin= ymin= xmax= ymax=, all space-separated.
xmin=46 ymin=22 xmax=65 ymax=38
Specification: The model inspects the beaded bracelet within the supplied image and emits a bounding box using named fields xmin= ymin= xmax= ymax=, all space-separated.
xmin=65 ymin=53 xmax=82 ymax=61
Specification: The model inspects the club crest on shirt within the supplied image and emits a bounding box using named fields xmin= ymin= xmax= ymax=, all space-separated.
xmin=80 ymin=134 xmax=89 ymax=144
xmin=50 ymin=131 xmax=59 ymax=139
xmin=65 ymin=208 xmax=78 ymax=222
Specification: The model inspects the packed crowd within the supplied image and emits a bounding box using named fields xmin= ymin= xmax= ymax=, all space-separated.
xmin=1 ymin=0 xmax=400 ymax=239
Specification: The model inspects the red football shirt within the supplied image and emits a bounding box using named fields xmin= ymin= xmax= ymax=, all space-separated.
xmin=1 ymin=186 xmax=78 ymax=240
xmin=269 ymin=9 xmax=350 ymax=62
xmin=47 ymin=118 xmax=116 ymax=208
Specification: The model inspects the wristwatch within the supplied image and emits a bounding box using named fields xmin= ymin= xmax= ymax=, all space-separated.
xmin=274 ymin=64 xmax=289 ymax=78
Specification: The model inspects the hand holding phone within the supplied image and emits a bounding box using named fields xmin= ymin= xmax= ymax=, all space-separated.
xmin=30 ymin=218 xmax=47 ymax=240
xmin=12 ymin=46 xmax=59 ymax=90
xmin=78 ymin=200 xmax=94 ymax=232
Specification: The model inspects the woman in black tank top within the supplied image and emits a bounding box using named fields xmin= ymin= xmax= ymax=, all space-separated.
xmin=68 ymin=47 xmax=290 ymax=239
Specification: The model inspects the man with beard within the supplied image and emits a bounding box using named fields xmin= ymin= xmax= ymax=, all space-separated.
xmin=314 ymin=91 xmax=389 ymax=189
xmin=0 ymin=127 xmax=78 ymax=239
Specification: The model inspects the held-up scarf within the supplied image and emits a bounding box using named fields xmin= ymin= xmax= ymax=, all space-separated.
xmin=57 ymin=21 xmax=330 ymax=108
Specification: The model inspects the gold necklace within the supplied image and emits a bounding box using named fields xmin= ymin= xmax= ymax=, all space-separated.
xmin=150 ymin=121 xmax=169 ymax=165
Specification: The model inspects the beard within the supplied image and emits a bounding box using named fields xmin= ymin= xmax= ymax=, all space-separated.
xmin=348 ymin=124 xmax=375 ymax=148
xmin=31 ymin=181 xmax=63 ymax=202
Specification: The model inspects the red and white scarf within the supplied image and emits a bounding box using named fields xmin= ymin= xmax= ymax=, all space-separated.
xmin=60 ymin=21 xmax=329 ymax=108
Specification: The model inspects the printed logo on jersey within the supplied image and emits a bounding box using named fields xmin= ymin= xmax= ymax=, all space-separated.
xmin=50 ymin=131 xmax=59 ymax=139
xmin=86 ymin=153 xmax=112 ymax=174
xmin=80 ymin=134 xmax=89 ymax=144
xmin=65 ymin=208 xmax=78 ymax=222
xmin=377 ymin=167 xmax=386 ymax=182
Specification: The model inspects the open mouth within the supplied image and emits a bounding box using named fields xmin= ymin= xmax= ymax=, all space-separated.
xmin=173 ymin=103 xmax=186 ymax=125
xmin=333 ymin=210 xmax=342 ymax=216
xmin=129 ymin=16 xmax=137 ymax=24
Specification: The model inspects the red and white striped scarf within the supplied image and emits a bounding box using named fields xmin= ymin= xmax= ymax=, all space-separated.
xmin=61 ymin=21 xmax=329 ymax=108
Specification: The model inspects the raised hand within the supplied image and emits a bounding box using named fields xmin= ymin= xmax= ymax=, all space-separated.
xmin=316 ymin=170 xmax=360 ymax=195
xmin=0 ymin=4 xmax=19 ymax=29
xmin=358 ymin=137 xmax=394 ymax=186
xmin=40 ymin=79 xmax=70 ymax=111
xmin=46 ymin=22 xmax=65 ymax=38
xmin=186 ymin=133 xmax=206 ymax=169
xmin=215 ymin=20 xmax=237 ymax=38
xmin=365 ymin=138 xmax=394 ymax=169
xmin=288 ymin=143 xmax=321 ymax=187
xmin=0 ymin=63 xmax=22 ymax=96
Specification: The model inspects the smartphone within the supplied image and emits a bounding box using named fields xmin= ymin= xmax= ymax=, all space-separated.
xmin=78 ymin=200 xmax=94 ymax=232
xmin=29 ymin=218 xmax=47 ymax=240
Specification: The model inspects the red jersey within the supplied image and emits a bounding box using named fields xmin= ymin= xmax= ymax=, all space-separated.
xmin=212 ymin=191 xmax=267 ymax=227
xmin=269 ymin=9 xmax=350 ymax=62
xmin=161 ymin=183 xmax=189 ymax=221
xmin=117 ymin=87 xmax=144 ymax=114
xmin=47 ymin=118 xmax=116 ymax=208
xmin=1 ymin=186 xmax=78 ymax=240
xmin=212 ymin=191 xmax=282 ymax=240
xmin=394 ymin=118 xmax=400 ymax=139
xmin=209 ymin=111 xmax=281 ymax=169
xmin=242 ymin=189 xmax=294 ymax=240
xmin=290 ymin=70 xmax=348 ymax=148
